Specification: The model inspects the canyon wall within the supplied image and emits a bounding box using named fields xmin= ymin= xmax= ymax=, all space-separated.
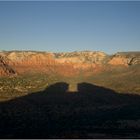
xmin=0 ymin=51 xmax=140 ymax=76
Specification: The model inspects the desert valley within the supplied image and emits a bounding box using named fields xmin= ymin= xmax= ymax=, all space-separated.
xmin=0 ymin=50 xmax=140 ymax=138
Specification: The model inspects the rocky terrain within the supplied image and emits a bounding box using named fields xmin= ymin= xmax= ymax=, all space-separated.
xmin=0 ymin=51 xmax=140 ymax=76
xmin=0 ymin=50 xmax=140 ymax=138
xmin=0 ymin=55 xmax=16 ymax=76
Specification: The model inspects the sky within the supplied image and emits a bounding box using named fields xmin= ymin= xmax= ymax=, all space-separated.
xmin=0 ymin=1 xmax=140 ymax=54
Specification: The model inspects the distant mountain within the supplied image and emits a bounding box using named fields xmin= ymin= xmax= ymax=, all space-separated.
xmin=0 ymin=51 xmax=140 ymax=76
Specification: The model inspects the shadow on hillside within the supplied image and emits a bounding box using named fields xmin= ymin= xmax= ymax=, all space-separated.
xmin=0 ymin=82 xmax=140 ymax=138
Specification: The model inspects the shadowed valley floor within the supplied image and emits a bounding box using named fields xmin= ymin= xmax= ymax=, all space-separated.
xmin=0 ymin=82 xmax=140 ymax=138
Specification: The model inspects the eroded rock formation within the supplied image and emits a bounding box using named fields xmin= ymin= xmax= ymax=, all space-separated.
xmin=0 ymin=55 xmax=16 ymax=76
xmin=0 ymin=51 xmax=139 ymax=76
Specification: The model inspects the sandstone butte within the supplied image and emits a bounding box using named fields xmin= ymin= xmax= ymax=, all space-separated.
xmin=0 ymin=51 xmax=140 ymax=77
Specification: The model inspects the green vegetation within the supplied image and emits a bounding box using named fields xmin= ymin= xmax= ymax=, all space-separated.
xmin=0 ymin=73 xmax=62 ymax=101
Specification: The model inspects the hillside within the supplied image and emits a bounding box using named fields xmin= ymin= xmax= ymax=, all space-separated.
xmin=0 ymin=51 xmax=139 ymax=76
xmin=0 ymin=55 xmax=16 ymax=76
xmin=0 ymin=50 xmax=140 ymax=101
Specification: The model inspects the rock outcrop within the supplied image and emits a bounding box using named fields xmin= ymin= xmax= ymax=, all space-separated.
xmin=0 ymin=51 xmax=139 ymax=76
xmin=0 ymin=55 xmax=16 ymax=76
xmin=108 ymin=52 xmax=140 ymax=66
xmin=55 ymin=51 xmax=107 ymax=64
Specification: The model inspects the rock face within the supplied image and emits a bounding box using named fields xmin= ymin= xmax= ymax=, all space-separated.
xmin=55 ymin=51 xmax=107 ymax=64
xmin=0 ymin=51 xmax=139 ymax=76
xmin=0 ymin=55 xmax=16 ymax=76
xmin=108 ymin=52 xmax=140 ymax=66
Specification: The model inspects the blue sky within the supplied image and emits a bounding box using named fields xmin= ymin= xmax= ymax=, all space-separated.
xmin=0 ymin=1 xmax=140 ymax=54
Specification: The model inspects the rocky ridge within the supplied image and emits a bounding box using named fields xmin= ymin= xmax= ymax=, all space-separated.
xmin=0 ymin=51 xmax=139 ymax=76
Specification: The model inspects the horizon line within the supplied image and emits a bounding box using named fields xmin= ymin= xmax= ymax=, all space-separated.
xmin=0 ymin=49 xmax=140 ymax=55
